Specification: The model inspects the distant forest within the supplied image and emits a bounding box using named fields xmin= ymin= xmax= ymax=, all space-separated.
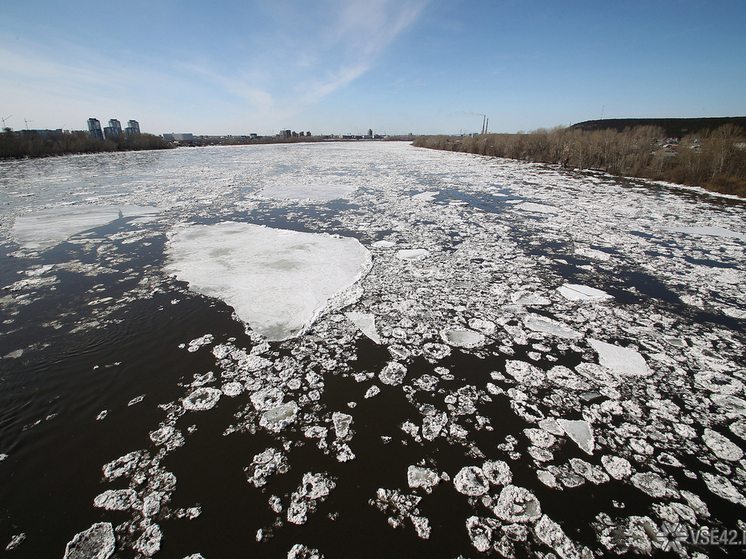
xmin=413 ymin=119 xmax=746 ymax=198
xmin=0 ymin=129 xmax=172 ymax=159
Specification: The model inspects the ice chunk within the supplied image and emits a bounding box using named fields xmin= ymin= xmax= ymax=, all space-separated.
xmin=260 ymin=401 xmax=299 ymax=433
xmin=5 ymin=533 xmax=25 ymax=551
xmin=515 ymin=202 xmax=557 ymax=213
xmin=453 ymin=466 xmax=490 ymax=496
xmin=379 ymin=361 xmax=407 ymax=386
xmin=505 ymin=360 xmax=546 ymax=387
xmin=440 ymin=328 xmax=485 ymax=348
xmin=287 ymin=543 xmax=324 ymax=559
xmin=407 ymin=466 xmax=440 ymax=493
xmin=557 ymin=419 xmax=595 ymax=455
xmin=695 ymin=371 xmax=744 ymax=395
xmin=287 ymin=472 xmax=335 ymax=525
xmin=494 ymin=485 xmax=542 ymax=524
xmin=703 ymin=428 xmax=744 ymax=461
xmin=245 ymin=448 xmax=289 ymax=487
xmin=371 ymin=240 xmax=396 ymax=248
xmin=422 ymin=411 xmax=447 ymax=441
xmin=570 ymin=458 xmax=610 ymax=484
xmin=133 ymin=522 xmax=162 ymax=557
xmin=601 ymin=455 xmax=632 ymax=480
xmin=12 ymin=205 xmax=161 ymax=251
xmin=659 ymin=225 xmax=746 ymax=239
xmin=259 ymin=183 xmax=356 ymax=201
xmin=364 ymin=385 xmax=380 ymax=399
xmin=589 ymin=339 xmax=651 ymax=378
xmin=558 ymin=283 xmax=612 ymax=301
xmin=396 ymin=249 xmax=429 ymax=261
xmin=165 ymin=222 xmax=371 ymax=341
xmin=93 ymin=489 xmax=137 ymax=511
xmin=182 ymin=387 xmax=222 ymax=411
xmin=466 ymin=516 xmax=494 ymax=553
xmin=533 ymin=514 xmax=579 ymax=559
xmin=701 ymin=472 xmax=746 ymax=506
xmin=524 ymin=315 xmax=582 ymax=339
xmin=630 ymin=472 xmax=679 ymax=499
xmin=332 ymin=412 xmax=353 ymax=439
xmin=345 ymin=311 xmax=382 ymax=344
xmin=482 ymin=460 xmax=512 ymax=486
xmin=412 ymin=191 xmax=439 ymax=202
xmin=63 ymin=522 xmax=116 ymax=559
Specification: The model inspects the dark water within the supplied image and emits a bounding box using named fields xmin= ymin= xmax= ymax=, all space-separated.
xmin=1 ymin=143 xmax=745 ymax=558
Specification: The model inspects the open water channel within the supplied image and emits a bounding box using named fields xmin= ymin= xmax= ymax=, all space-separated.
xmin=0 ymin=141 xmax=745 ymax=558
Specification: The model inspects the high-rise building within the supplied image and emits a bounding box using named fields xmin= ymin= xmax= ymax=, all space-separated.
xmin=108 ymin=119 xmax=122 ymax=136
xmin=125 ymin=120 xmax=140 ymax=137
xmin=87 ymin=118 xmax=103 ymax=139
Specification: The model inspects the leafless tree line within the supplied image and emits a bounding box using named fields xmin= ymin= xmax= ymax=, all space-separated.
xmin=413 ymin=124 xmax=746 ymax=197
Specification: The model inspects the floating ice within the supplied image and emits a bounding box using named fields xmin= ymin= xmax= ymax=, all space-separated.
xmin=630 ymin=472 xmax=679 ymax=499
xmin=371 ymin=240 xmax=396 ymax=248
xmin=703 ymin=428 xmax=744 ymax=461
xmin=133 ymin=522 xmax=162 ymax=557
xmin=466 ymin=516 xmax=494 ymax=553
xmin=93 ymin=489 xmax=137 ymax=511
xmin=659 ymin=225 xmax=746 ymax=239
xmin=332 ymin=412 xmax=353 ymax=439
xmin=701 ymin=472 xmax=746 ymax=506
xmin=63 ymin=522 xmax=116 ymax=559
xmin=258 ymin=183 xmax=356 ymax=201
xmin=165 ymin=222 xmax=371 ymax=340
xmin=422 ymin=411 xmax=447 ymax=441
xmin=505 ymin=360 xmax=546 ymax=387
xmin=533 ymin=514 xmax=579 ymax=559
xmin=493 ymin=485 xmax=542 ymax=524
xmin=345 ymin=311 xmax=382 ymax=344
xmin=589 ymin=339 xmax=651 ymax=378
xmin=601 ymin=455 xmax=632 ymax=480
xmin=379 ymin=362 xmax=407 ymax=386
xmin=558 ymin=284 xmax=612 ymax=301
xmin=407 ymin=466 xmax=440 ymax=493
xmin=454 ymin=466 xmax=490 ymax=496
xmin=557 ymin=419 xmax=595 ymax=455
xmin=570 ymin=458 xmax=610 ymax=485
xmin=370 ymin=488 xmax=430 ymax=539
xmin=182 ymin=387 xmax=222 ymax=411
xmin=364 ymin=385 xmax=380 ymax=399
xmin=523 ymin=315 xmax=582 ymax=339
xmin=260 ymin=401 xmax=299 ymax=433
xmin=245 ymin=448 xmax=289 ymax=487
xmin=695 ymin=371 xmax=744 ymax=395
xmin=482 ymin=460 xmax=512 ymax=486
xmin=440 ymin=328 xmax=485 ymax=348
xmin=412 ymin=191 xmax=439 ymax=202
xmin=515 ymin=202 xmax=557 ymax=214
xmin=12 ymin=205 xmax=161 ymax=250
xmin=287 ymin=543 xmax=324 ymax=559
xmin=5 ymin=533 xmax=25 ymax=551
xmin=396 ymin=249 xmax=429 ymax=261
xmin=287 ymin=472 xmax=335 ymax=525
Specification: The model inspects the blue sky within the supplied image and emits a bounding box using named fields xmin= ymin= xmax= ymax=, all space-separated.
xmin=1 ymin=0 xmax=744 ymax=136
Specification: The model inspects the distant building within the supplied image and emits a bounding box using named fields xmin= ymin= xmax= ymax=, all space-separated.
xmin=172 ymin=133 xmax=193 ymax=142
xmin=88 ymin=118 xmax=103 ymax=139
xmin=279 ymin=129 xmax=292 ymax=138
xmin=105 ymin=119 xmax=122 ymax=139
xmin=162 ymin=133 xmax=174 ymax=141
xmin=125 ymin=120 xmax=140 ymax=137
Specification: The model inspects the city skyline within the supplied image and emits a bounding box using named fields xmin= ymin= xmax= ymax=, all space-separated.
xmin=1 ymin=0 xmax=744 ymax=136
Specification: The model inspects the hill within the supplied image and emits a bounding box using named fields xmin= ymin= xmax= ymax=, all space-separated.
xmin=570 ymin=117 xmax=746 ymax=138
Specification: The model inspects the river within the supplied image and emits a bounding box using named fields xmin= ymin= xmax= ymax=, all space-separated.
xmin=1 ymin=141 xmax=745 ymax=558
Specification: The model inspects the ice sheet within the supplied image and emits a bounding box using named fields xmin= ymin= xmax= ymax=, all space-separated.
xmin=659 ymin=225 xmax=746 ymax=239
xmin=12 ymin=205 xmax=162 ymax=250
xmin=165 ymin=223 xmax=371 ymax=340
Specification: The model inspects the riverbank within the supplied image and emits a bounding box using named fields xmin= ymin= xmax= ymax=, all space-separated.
xmin=0 ymin=129 xmax=173 ymax=159
xmin=413 ymin=124 xmax=746 ymax=197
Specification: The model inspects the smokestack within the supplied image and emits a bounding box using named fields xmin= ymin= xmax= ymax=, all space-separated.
xmin=481 ymin=115 xmax=486 ymax=135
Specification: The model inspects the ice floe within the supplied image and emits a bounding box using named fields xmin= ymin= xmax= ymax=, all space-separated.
xmin=557 ymin=419 xmax=595 ymax=455
xmin=165 ymin=222 xmax=371 ymax=340
xmin=12 ymin=205 xmax=161 ymax=251
xmin=558 ymin=283 xmax=613 ymax=301
xmin=182 ymin=387 xmax=222 ymax=411
xmin=63 ymin=522 xmax=116 ymax=559
xmin=588 ymin=338 xmax=651 ymax=378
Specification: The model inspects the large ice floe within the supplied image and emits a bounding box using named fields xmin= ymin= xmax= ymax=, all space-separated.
xmin=12 ymin=205 xmax=162 ymax=250
xmin=164 ymin=222 xmax=371 ymax=340
xmin=1 ymin=142 xmax=746 ymax=559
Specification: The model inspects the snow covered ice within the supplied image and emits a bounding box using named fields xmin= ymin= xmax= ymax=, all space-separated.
xmin=164 ymin=222 xmax=371 ymax=340
xmin=1 ymin=142 xmax=746 ymax=558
